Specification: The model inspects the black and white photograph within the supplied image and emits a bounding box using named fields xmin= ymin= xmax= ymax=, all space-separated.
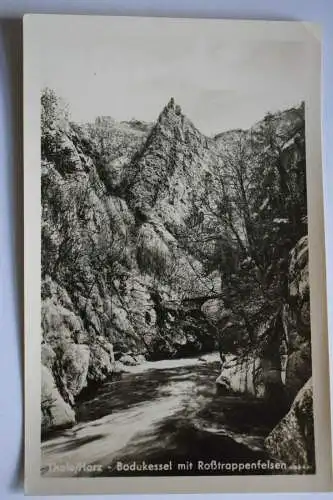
xmin=23 ymin=15 xmax=332 ymax=494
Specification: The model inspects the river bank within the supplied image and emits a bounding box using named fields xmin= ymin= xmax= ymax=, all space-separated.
xmin=41 ymin=353 xmax=289 ymax=477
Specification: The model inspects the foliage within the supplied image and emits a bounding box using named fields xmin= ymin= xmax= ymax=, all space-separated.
xmin=181 ymin=104 xmax=307 ymax=363
xmin=41 ymin=87 xmax=69 ymax=160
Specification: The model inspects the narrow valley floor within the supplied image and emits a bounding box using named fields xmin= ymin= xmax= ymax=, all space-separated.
xmin=41 ymin=354 xmax=287 ymax=477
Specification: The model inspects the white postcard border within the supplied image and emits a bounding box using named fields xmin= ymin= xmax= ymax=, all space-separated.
xmin=23 ymin=15 xmax=332 ymax=494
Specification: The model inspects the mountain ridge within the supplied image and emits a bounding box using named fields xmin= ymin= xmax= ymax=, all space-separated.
xmin=40 ymin=88 xmax=310 ymax=460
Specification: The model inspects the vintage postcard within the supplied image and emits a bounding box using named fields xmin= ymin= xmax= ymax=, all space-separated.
xmin=24 ymin=15 xmax=332 ymax=494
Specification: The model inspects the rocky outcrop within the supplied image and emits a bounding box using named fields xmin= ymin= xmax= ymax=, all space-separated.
xmin=119 ymin=354 xmax=138 ymax=366
xmin=216 ymin=355 xmax=285 ymax=401
xmin=265 ymin=378 xmax=315 ymax=471
xmin=41 ymin=93 xmax=223 ymax=435
xmin=41 ymin=90 xmax=310 ymax=439
xmin=60 ymin=344 xmax=90 ymax=404
xmin=215 ymin=231 xmax=310 ymax=405
xmin=41 ymin=341 xmax=90 ymax=406
xmin=41 ymin=99 xmax=217 ymax=369
xmin=41 ymin=365 xmax=76 ymax=436
xmin=88 ymin=336 xmax=115 ymax=382
xmin=284 ymin=235 xmax=311 ymax=401
xmin=41 ymin=340 xmax=78 ymax=435
xmin=285 ymin=342 xmax=311 ymax=400
xmin=289 ymin=235 xmax=309 ymax=305
xmin=216 ymin=356 xmax=259 ymax=396
xmin=41 ymin=343 xmax=56 ymax=370
xmin=126 ymin=98 xmax=216 ymax=233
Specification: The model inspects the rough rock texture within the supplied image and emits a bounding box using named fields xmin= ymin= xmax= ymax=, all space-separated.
xmin=41 ymin=343 xmax=56 ymax=369
xmin=41 ymin=365 xmax=76 ymax=435
xmin=126 ymin=100 xmax=216 ymax=233
xmin=41 ymin=339 xmax=76 ymax=435
xmin=265 ymin=378 xmax=315 ymax=470
xmin=285 ymin=342 xmax=311 ymax=399
xmin=284 ymin=235 xmax=312 ymax=401
xmin=216 ymin=356 xmax=259 ymax=396
xmin=215 ymin=233 xmax=310 ymax=403
xmin=60 ymin=344 xmax=90 ymax=403
xmin=41 ymin=98 xmax=219 ymax=376
xmin=41 ymin=90 xmax=310 ymax=435
xmin=289 ymin=235 xmax=309 ymax=304
xmin=41 ymin=94 xmax=222 ymax=435
xmin=119 ymin=354 xmax=138 ymax=366
xmin=216 ymin=355 xmax=285 ymax=400
xmin=88 ymin=336 xmax=115 ymax=382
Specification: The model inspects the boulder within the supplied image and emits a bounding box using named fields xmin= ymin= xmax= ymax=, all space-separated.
xmin=113 ymin=361 xmax=131 ymax=374
xmin=216 ymin=354 xmax=286 ymax=401
xmin=119 ymin=354 xmax=138 ymax=366
xmin=134 ymin=354 xmax=146 ymax=364
xmin=216 ymin=355 xmax=259 ymax=396
xmin=265 ymin=378 xmax=314 ymax=470
xmin=41 ymin=365 xmax=75 ymax=435
xmin=215 ymin=374 xmax=232 ymax=394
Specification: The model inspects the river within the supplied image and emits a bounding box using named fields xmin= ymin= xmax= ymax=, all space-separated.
xmin=41 ymin=353 xmax=281 ymax=477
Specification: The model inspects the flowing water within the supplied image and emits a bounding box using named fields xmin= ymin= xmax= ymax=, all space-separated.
xmin=41 ymin=353 xmax=282 ymax=477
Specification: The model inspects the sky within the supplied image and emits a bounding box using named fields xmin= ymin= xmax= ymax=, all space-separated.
xmin=38 ymin=17 xmax=309 ymax=136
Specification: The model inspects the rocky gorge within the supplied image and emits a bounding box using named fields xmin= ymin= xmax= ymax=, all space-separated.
xmin=40 ymin=90 xmax=314 ymax=472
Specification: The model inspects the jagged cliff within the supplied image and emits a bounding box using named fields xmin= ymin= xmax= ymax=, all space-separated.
xmin=40 ymin=90 xmax=312 ymax=452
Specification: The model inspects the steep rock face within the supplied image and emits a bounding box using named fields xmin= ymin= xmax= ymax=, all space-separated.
xmin=211 ymin=104 xmax=308 ymax=401
xmin=79 ymin=116 xmax=152 ymax=192
xmin=88 ymin=336 xmax=115 ymax=383
xmin=285 ymin=341 xmax=311 ymax=401
xmin=41 ymin=95 xmax=220 ymax=426
xmin=284 ymin=235 xmax=311 ymax=401
xmin=125 ymin=99 xmax=216 ymax=232
xmin=265 ymin=377 xmax=315 ymax=470
xmin=60 ymin=344 xmax=90 ymax=404
xmin=214 ymin=234 xmax=310 ymax=401
xmin=41 ymin=278 xmax=116 ymax=402
xmin=41 ymin=343 xmax=56 ymax=370
xmin=41 ymin=91 xmax=310 ymax=438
